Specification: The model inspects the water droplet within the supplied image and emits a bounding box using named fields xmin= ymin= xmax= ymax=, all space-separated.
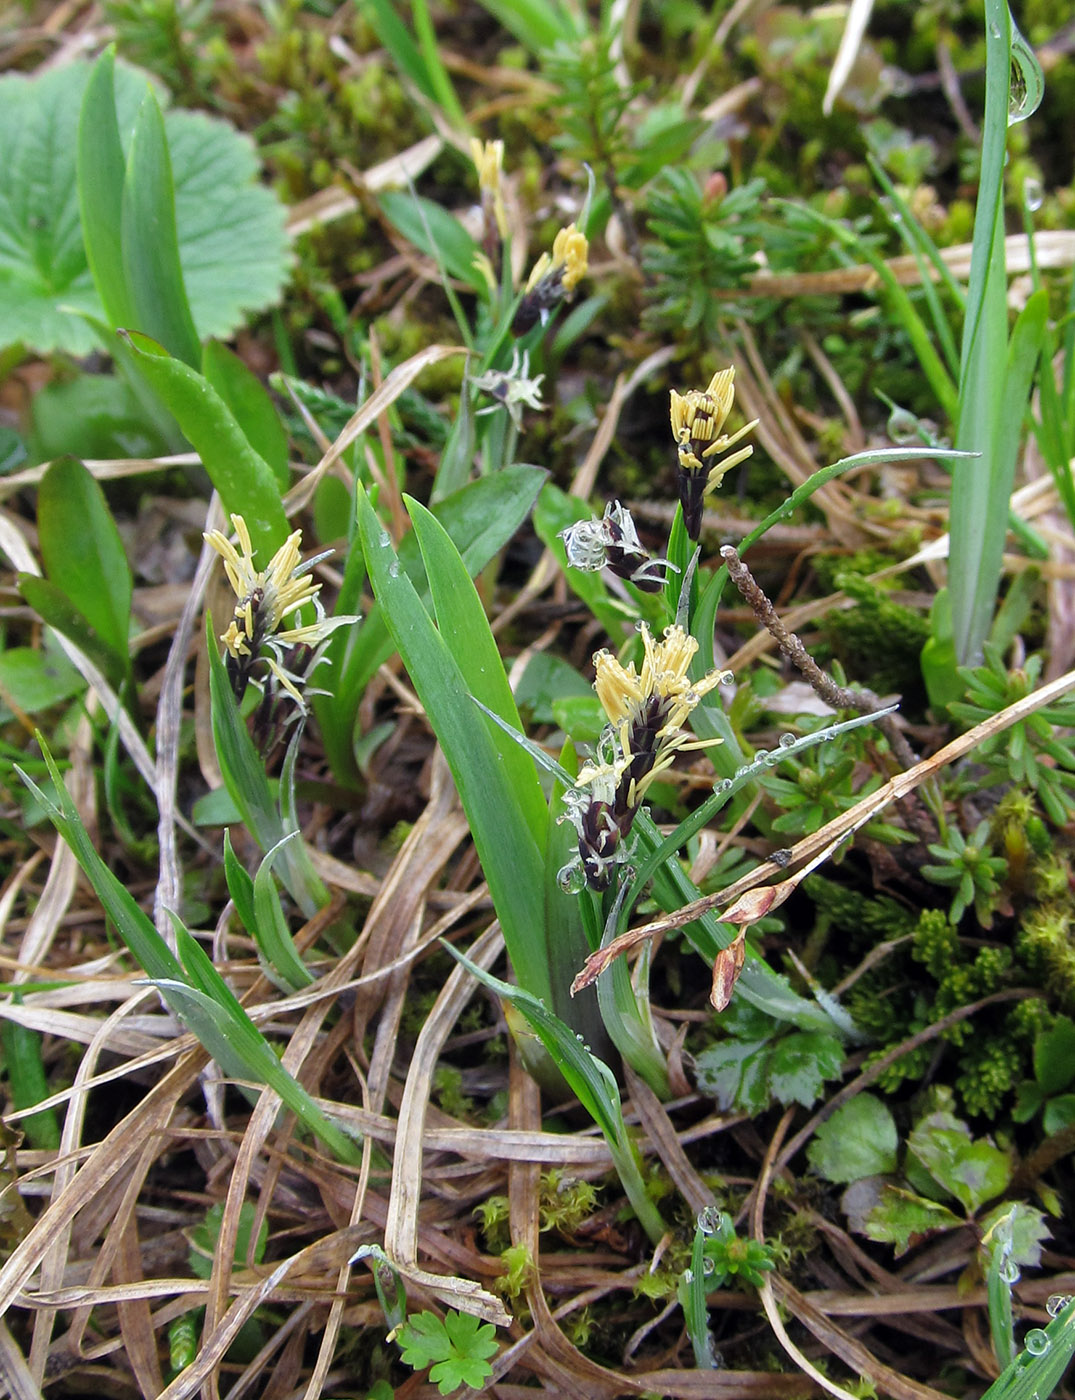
xmin=719 ymin=670 xmax=735 ymax=686
xmin=684 ymin=690 xmax=700 ymax=705
xmin=557 ymin=863 xmax=584 ymax=895
xmin=1046 ymin=1294 xmax=1070 ymax=1318
xmin=683 ymin=1268 xmax=694 ymax=1284
xmin=735 ymin=765 xmax=750 ymax=779
xmin=1025 ymin=1329 xmax=1050 ymax=1356
xmin=702 ymin=1256 xmax=716 ymax=1277
xmin=388 ymin=559 xmax=399 ymax=579
xmin=754 ymin=749 xmax=769 ymax=761
xmin=1002 ymin=1260 xmax=1022 ymax=1285
xmin=1024 ymin=176 xmax=1044 ymax=211
xmin=377 ymin=530 xmax=391 ymax=548
xmin=989 ymin=20 xmax=1002 ymax=38
xmin=634 ymin=619 xmax=646 ymax=632
xmin=888 ymin=405 xmax=920 ymax=445
xmin=697 ymin=1205 xmax=723 ymax=1234
xmin=717 ymin=779 xmax=733 ymax=794
xmin=1008 ymin=22 xmax=1045 ymax=125
xmin=779 ymin=733 xmax=797 ymax=749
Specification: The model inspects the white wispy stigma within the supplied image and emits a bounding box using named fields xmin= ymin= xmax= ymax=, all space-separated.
xmin=471 ymin=348 xmax=545 ymax=428
xmin=559 ymin=624 xmax=723 ymax=892
xmin=204 ymin=513 xmax=359 ymax=726
xmin=559 ymin=501 xmax=678 ymax=594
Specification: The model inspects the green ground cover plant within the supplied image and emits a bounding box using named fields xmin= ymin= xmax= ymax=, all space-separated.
xmin=0 ymin=0 xmax=1074 ymax=1396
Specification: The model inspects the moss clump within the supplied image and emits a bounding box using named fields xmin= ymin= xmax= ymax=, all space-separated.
xmin=819 ymin=573 xmax=930 ymax=702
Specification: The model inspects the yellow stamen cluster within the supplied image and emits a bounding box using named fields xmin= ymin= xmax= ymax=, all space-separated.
xmin=525 ymin=222 xmax=589 ymax=295
xmin=469 ymin=138 xmax=508 ymax=238
xmin=669 ymin=366 xmax=757 ymax=490
xmin=205 ymin=515 xmax=321 ymax=660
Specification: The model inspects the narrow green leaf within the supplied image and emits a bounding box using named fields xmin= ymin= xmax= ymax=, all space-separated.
xmin=223 ymin=830 xmax=257 ymax=934
xmin=408 ymin=496 xmax=548 ymax=847
xmin=122 ymin=89 xmax=201 ymax=367
xmin=123 ymin=330 xmax=288 ymax=558
xmin=17 ymin=573 xmax=127 ymax=692
xmin=379 ymin=192 xmax=485 ymax=292
xmin=683 ymin=1224 xmax=717 ymax=1368
xmin=252 ymin=836 xmax=315 ymax=990
xmin=445 ymin=942 xmax=666 ymax=1242
xmin=980 ymin=1297 xmax=1075 ymax=1400
xmin=0 ymin=1015 xmax=61 ymax=1151
xmin=17 ymin=743 xmax=185 ymax=985
xmin=203 ymin=340 xmax=290 ymax=489
xmin=206 ymin=626 xmax=284 ymax=853
xmin=37 ymin=457 xmax=132 ymax=666
xmin=319 ymin=467 xmax=545 ymax=786
xmin=77 ymin=49 xmax=134 ymax=329
xmin=356 ymin=486 xmax=553 ymax=1006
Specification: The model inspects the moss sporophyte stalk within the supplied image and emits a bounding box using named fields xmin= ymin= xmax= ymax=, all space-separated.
xmin=670 ymin=367 xmax=758 ymax=540
xmin=204 ymin=513 xmax=357 ymax=720
xmin=559 ymin=624 xmax=722 ymax=892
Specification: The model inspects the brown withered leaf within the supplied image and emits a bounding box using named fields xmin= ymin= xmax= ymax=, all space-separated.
xmin=710 ymin=931 xmax=746 ymax=1011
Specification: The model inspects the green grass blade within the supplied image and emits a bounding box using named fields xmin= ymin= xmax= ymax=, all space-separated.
xmin=37 ymin=457 xmax=132 ymax=673
xmin=980 ymin=1298 xmax=1075 ymax=1400
xmin=203 ymin=341 xmax=290 ymax=490
xmin=356 ymin=485 xmax=552 ymax=1006
xmin=252 ymin=837 xmax=315 ymax=991
xmin=319 ymin=467 xmax=545 ymax=786
xmin=77 ymin=49 xmax=135 ymax=329
xmin=123 ymin=331 xmax=288 ymax=558
xmin=445 ymin=943 xmax=666 ymax=1243
xmin=407 ymin=497 xmax=548 ymax=846
xmin=0 ymin=1014 xmax=61 ymax=1151
xmin=121 ymin=89 xmax=202 ymax=368
xmin=206 ymin=630 xmax=327 ymax=917
xmin=683 ymin=1223 xmax=717 ymax=1368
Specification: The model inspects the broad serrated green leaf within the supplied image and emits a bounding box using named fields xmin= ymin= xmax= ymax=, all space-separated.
xmin=767 ymin=1031 xmax=844 ymax=1108
xmin=808 ymin=1094 xmax=899 ymax=1184
xmin=37 ymin=457 xmax=132 ymax=667
xmin=0 ymin=58 xmax=290 ymax=355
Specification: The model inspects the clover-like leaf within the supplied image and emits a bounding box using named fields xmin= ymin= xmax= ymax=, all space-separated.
xmin=908 ymin=1111 xmax=1012 ymax=1215
xmin=808 ymin=1093 xmax=899 ymax=1184
xmin=0 ymin=59 xmax=289 ymax=355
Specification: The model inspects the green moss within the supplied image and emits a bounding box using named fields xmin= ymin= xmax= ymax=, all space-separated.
xmin=819 ymin=574 xmax=930 ymax=702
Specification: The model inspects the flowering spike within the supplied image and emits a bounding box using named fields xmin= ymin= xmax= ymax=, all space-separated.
xmin=669 ymin=366 xmax=758 ymax=539
xmin=514 ymin=223 xmax=588 ymax=333
xmin=204 ymin=514 xmax=359 ymax=741
xmin=559 ymin=625 xmax=723 ymax=892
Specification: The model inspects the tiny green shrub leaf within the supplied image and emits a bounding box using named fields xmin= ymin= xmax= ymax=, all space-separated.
xmin=808 ymin=1094 xmax=899 ymax=1184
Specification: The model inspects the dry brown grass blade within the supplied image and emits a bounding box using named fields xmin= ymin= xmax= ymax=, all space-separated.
xmin=0 ymin=1319 xmax=44 ymax=1400
xmin=742 ymin=230 xmax=1075 ymax=298
xmin=573 ymin=665 xmax=1075 ymax=989
xmin=624 ymin=1065 xmax=713 ymax=1217
xmin=0 ymin=1051 xmax=204 ymax=1318
xmin=283 ymin=344 xmax=467 ymax=517
xmin=385 ymin=920 xmax=509 ymax=1325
